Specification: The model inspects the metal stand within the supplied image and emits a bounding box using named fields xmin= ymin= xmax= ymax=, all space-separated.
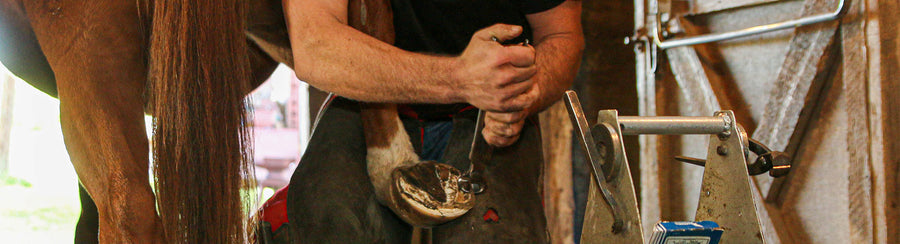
xmin=565 ymin=91 xmax=790 ymax=243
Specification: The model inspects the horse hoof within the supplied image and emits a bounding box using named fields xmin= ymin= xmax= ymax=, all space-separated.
xmin=389 ymin=161 xmax=475 ymax=227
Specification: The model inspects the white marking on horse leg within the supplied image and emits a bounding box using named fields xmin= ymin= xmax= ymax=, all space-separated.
xmin=367 ymin=115 xmax=419 ymax=205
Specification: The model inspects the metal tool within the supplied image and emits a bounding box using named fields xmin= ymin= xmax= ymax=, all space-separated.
xmin=675 ymin=138 xmax=792 ymax=177
xmin=459 ymin=110 xmax=490 ymax=194
xmin=564 ymin=90 xmax=792 ymax=244
xmin=490 ymin=36 xmax=531 ymax=46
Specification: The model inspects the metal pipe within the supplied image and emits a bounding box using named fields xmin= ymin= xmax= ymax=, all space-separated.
xmin=654 ymin=0 xmax=847 ymax=49
xmin=617 ymin=116 xmax=727 ymax=135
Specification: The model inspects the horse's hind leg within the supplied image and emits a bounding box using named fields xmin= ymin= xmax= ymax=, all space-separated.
xmin=1 ymin=1 xmax=100 ymax=242
xmin=360 ymin=104 xmax=475 ymax=226
xmin=22 ymin=0 xmax=161 ymax=242
xmin=346 ymin=0 xmax=473 ymax=227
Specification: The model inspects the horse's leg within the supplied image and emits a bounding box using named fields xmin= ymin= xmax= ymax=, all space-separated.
xmin=287 ymin=97 xmax=413 ymax=242
xmin=343 ymin=0 xmax=474 ymax=227
xmin=1 ymin=1 xmax=101 ymax=242
xmin=360 ymin=104 xmax=475 ymax=226
xmin=21 ymin=1 xmax=161 ymax=242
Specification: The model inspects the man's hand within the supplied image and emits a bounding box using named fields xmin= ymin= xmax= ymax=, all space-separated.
xmin=479 ymin=0 xmax=584 ymax=147
xmin=482 ymin=84 xmax=540 ymax=147
xmin=483 ymin=111 xmax=528 ymax=147
xmin=452 ymin=24 xmax=539 ymax=113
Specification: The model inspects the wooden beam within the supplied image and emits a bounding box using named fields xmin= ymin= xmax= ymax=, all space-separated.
xmin=750 ymin=0 xmax=841 ymax=202
xmin=540 ymin=101 xmax=574 ymax=244
xmin=665 ymin=45 xmax=721 ymax=115
xmin=840 ymin=0 xmax=875 ymax=243
xmin=864 ymin=0 xmax=892 ymax=243
xmin=872 ymin=0 xmax=900 ymax=243
xmin=688 ymin=0 xmax=779 ymax=15
xmin=0 ymin=71 xmax=14 ymax=178
xmin=636 ymin=0 xmax=662 ymax=238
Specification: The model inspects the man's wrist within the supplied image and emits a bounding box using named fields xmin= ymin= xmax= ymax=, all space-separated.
xmin=439 ymin=56 xmax=466 ymax=104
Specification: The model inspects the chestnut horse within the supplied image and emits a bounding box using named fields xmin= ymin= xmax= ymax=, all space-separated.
xmin=0 ymin=0 xmax=470 ymax=242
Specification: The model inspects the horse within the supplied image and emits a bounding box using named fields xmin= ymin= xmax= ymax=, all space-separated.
xmin=0 ymin=0 xmax=475 ymax=242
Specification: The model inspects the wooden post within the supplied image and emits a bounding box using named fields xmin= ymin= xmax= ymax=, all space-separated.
xmin=541 ymin=101 xmax=574 ymax=244
xmin=635 ymin=0 xmax=661 ymax=237
xmin=871 ymin=0 xmax=900 ymax=242
xmin=0 ymin=71 xmax=15 ymax=178
xmin=840 ymin=0 xmax=875 ymax=242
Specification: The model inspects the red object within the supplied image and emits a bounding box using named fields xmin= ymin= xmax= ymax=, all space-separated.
xmin=483 ymin=208 xmax=500 ymax=223
xmin=259 ymin=186 xmax=290 ymax=232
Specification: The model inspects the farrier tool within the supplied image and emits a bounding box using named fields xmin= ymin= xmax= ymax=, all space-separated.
xmin=459 ymin=109 xmax=490 ymax=194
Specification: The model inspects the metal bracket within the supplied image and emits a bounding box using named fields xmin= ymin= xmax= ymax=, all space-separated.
xmin=693 ymin=111 xmax=766 ymax=243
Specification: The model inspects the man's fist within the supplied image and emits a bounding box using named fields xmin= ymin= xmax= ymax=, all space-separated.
xmin=451 ymin=24 xmax=538 ymax=113
xmin=483 ymin=110 xmax=526 ymax=147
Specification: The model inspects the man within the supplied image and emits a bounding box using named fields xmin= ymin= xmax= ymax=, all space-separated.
xmin=262 ymin=0 xmax=583 ymax=242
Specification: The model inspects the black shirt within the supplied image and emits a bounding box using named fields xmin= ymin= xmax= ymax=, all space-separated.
xmin=391 ymin=0 xmax=565 ymax=119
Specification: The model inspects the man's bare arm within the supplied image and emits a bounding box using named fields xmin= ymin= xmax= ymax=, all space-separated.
xmin=283 ymin=0 xmax=539 ymax=112
xmin=525 ymin=0 xmax=584 ymax=113
xmin=483 ymin=0 xmax=585 ymax=146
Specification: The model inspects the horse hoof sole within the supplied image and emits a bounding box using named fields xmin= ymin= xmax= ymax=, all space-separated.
xmin=388 ymin=161 xmax=475 ymax=227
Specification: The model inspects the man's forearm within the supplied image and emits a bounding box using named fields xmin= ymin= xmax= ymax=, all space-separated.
xmin=521 ymin=0 xmax=584 ymax=116
xmin=285 ymin=0 xmax=539 ymax=112
xmin=284 ymin=2 xmax=460 ymax=104
xmin=528 ymin=32 xmax=584 ymax=115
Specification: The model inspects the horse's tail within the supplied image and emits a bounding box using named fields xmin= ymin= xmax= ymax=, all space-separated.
xmin=149 ymin=0 xmax=254 ymax=242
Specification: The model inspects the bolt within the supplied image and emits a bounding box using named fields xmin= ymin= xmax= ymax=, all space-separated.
xmin=722 ymin=114 xmax=733 ymax=126
xmin=717 ymin=146 xmax=729 ymax=156
xmin=769 ymin=152 xmax=792 ymax=177
xmin=717 ymin=112 xmax=733 ymax=140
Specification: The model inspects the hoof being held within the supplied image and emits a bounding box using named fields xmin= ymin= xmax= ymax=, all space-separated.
xmin=388 ymin=161 xmax=475 ymax=227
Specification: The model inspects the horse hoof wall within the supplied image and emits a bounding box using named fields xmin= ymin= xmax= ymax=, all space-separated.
xmin=389 ymin=161 xmax=475 ymax=227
